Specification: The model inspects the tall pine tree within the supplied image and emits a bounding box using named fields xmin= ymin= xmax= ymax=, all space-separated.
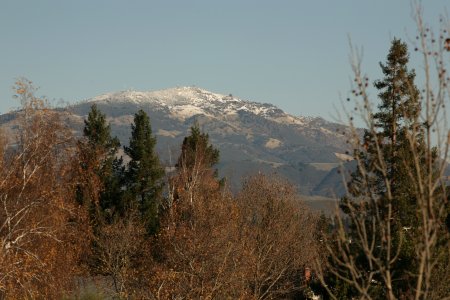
xmin=341 ymin=38 xmax=424 ymax=297
xmin=77 ymin=104 xmax=124 ymax=223
xmin=124 ymin=109 xmax=164 ymax=234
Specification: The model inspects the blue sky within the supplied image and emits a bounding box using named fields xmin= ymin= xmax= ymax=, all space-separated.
xmin=0 ymin=1 xmax=447 ymax=119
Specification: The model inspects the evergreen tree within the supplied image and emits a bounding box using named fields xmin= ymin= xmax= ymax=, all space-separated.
xmin=176 ymin=122 xmax=220 ymax=173
xmin=360 ymin=38 xmax=423 ymax=233
xmin=83 ymin=104 xmax=120 ymax=151
xmin=77 ymin=104 xmax=124 ymax=223
xmin=173 ymin=123 xmax=222 ymax=203
xmin=124 ymin=109 xmax=164 ymax=234
xmin=340 ymin=38 xmax=423 ymax=297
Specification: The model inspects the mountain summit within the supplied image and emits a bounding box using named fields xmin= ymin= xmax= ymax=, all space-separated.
xmin=85 ymin=86 xmax=309 ymax=125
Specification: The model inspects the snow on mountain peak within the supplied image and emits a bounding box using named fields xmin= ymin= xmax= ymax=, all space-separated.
xmin=82 ymin=86 xmax=321 ymax=127
xmin=88 ymin=86 xmax=237 ymax=106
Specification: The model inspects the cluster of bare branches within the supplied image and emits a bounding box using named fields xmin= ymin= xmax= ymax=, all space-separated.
xmin=90 ymin=210 xmax=150 ymax=298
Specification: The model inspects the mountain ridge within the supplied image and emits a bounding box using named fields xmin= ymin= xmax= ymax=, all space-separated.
xmin=75 ymin=86 xmax=318 ymax=124
xmin=1 ymin=86 xmax=354 ymax=198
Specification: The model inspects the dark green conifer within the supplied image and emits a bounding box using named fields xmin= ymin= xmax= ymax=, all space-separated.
xmin=341 ymin=38 xmax=423 ymax=297
xmin=83 ymin=104 xmax=120 ymax=150
xmin=124 ymin=109 xmax=164 ymax=234
xmin=176 ymin=122 xmax=219 ymax=173
xmin=78 ymin=104 xmax=124 ymax=223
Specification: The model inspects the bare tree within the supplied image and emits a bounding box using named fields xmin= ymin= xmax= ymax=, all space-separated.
xmin=236 ymin=174 xmax=320 ymax=300
xmin=91 ymin=210 xmax=150 ymax=298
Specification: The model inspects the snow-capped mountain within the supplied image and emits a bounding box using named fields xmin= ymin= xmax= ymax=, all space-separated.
xmin=84 ymin=86 xmax=312 ymax=126
xmin=1 ymin=86 xmax=354 ymax=197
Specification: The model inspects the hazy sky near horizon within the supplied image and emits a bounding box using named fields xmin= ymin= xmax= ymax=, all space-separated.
xmin=0 ymin=1 xmax=448 ymax=119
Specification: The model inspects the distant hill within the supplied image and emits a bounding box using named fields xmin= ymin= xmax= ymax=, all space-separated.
xmin=0 ymin=86 xmax=356 ymax=199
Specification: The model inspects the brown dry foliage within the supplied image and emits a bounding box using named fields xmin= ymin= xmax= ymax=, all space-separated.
xmin=235 ymin=175 xmax=320 ymax=299
xmin=0 ymin=79 xmax=87 ymax=299
xmin=152 ymin=152 xmax=244 ymax=299
xmin=152 ymin=165 xmax=320 ymax=299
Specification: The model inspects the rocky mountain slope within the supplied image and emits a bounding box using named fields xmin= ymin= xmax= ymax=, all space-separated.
xmin=0 ymin=87 xmax=355 ymax=197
